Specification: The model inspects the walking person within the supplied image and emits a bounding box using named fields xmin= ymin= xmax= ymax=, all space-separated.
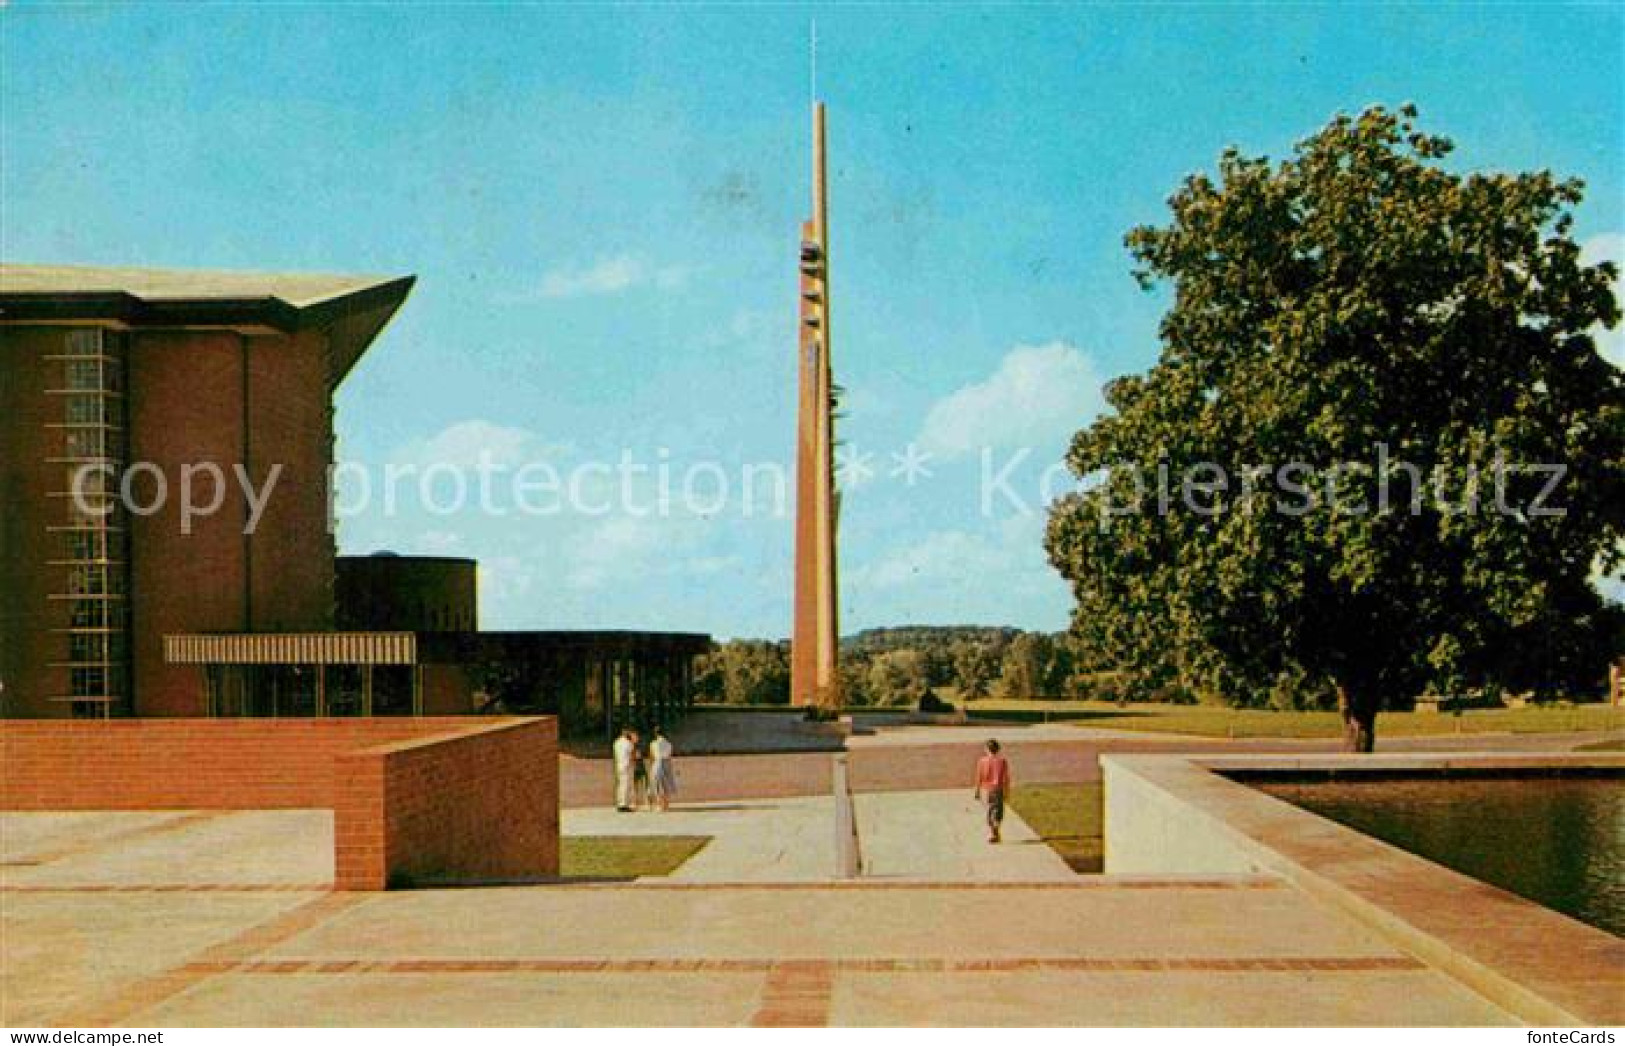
xmin=973 ymin=738 xmax=1011 ymax=844
xmin=612 ymin=727 xmax=635 ymax=812
xmin=648 ymin=726 xmax=677 ymax=812
xmin=630 ymin=729 xmax=650 ymax=811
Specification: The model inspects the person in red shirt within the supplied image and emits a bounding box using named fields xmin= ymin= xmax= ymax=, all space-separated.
xmin=973 ymin=738 xmax=1012 ymax=844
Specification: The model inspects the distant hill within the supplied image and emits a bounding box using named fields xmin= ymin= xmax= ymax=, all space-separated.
xmin=841 ymin=625 xmax=1025 ymax=654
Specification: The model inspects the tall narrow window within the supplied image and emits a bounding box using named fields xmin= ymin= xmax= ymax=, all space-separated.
xmin=47 ymin=328 xmax=132 ymax=716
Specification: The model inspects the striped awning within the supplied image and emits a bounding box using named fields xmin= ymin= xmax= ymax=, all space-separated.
xmin=164 ymin=632 xmax=417 ymax=666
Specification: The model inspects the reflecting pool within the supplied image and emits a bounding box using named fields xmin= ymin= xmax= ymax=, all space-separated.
xmin=1253 ymin=774 xmax=1623 ymax=936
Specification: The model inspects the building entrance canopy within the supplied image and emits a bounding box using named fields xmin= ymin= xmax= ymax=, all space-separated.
xmin=164 ymin=630 xmax=711 ymax=737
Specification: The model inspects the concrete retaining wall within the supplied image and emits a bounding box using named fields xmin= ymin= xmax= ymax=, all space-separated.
xmin=1102 ymin=756 xmax=1260 ymax=875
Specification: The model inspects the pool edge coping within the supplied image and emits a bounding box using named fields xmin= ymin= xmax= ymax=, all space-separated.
xmin=1101 ymin=751 xmax=1625 ymax=1026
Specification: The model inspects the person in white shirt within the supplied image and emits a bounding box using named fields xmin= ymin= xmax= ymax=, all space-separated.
xmin=612 ymin=728 xmax=635 ymax=812
xmin=648 ymin=726 xmax=676 ymax=812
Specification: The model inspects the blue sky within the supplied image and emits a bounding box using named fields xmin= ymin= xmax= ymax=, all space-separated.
xmin=5 ymin=3 xmax=1621 ymax=638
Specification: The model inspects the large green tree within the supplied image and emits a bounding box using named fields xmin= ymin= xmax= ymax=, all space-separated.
xmin=694 ymin=640 xmax=791 ymax=705
xmin=999 ymin=632 xmax=1072 ymax=698
xmin=951 ymin=640 xmax=1000 ymax=700
xmin=1046 ymin=106 xmax=1623 ymax=751
xmin=867 ymin=649 xmax=932 ymax=707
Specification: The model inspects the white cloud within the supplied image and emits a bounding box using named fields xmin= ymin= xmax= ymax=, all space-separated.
xmin=417 ymin=529 xmax=465 ymax=555
xmin=705 ymin=308 xmax=778 ymax=347
xmin=480 ymin=555 xmax=537 ymax=607
xmin=565 ymin=512 xmax=747 ymax=591
xmin=402 ymin=419 xmax=568 ymax=469
xmin=1581 ymin=233 xmax=1624 ymax=368
xmin=848 ymin=514 xmax=1054 ymax=596
xmin=917 ymin=341 xmax=1106 ymax=459
xmin=532 ymin=253 xmax=691 ymax=300
xmin=568 ymin=515 xmax=679 ymax=590
xmin=851 ymin=529 xmax=1004 ymax=590
xmin=841 ymin=513 xmax=1070 ymax=631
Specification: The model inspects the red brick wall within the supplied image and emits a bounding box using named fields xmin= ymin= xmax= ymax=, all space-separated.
xmin=0 ymin=328 xmax=71 ymax=717
xmin=3 ymin=325 xmax=340 ymax=719
xmin=0 ymin=718 xmax=447 ymax=809
xmin=334 ymin=717 xmax=558 ymax=889
xmin=0 ymin=716 xmax=558 ymax=891
xmin=244 ymin=329 xmax=335 ymax=634
xmin=127 ymin=329 xmax=338 ymax=717
xmin=126 ymin=330 xmax=252 ymax=718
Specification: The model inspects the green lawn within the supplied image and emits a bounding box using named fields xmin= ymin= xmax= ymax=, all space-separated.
xmin=964 ymin=698 xmax=1623 ymax=739
xmin=561 ymin=835 xmax=711 ymax=880
xmin=1006 ymin=782 xmax=1103 ymax=874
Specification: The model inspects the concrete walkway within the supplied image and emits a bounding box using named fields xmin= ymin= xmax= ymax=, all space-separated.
xmin=562 ymin=789 xmax=1069 ymax=882
xmin=564 ymin=798 xmax=836 ymax=882
xmin=855 ymin=790 xmax=1074 ymax=881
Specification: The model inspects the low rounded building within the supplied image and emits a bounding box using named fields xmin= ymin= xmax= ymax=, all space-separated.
xmin=335 ymin=552 xmax=478 ymax=633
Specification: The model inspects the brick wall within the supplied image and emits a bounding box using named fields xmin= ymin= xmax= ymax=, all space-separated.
xmin=1 ymin=328 xmax=82 ymax=717
xmin=0 ymin=717 xmax=559 ymax=890
xmin=0 ymin=718 xmax=457 ymax=809
xmin=126 ymin=330 xmax=253 ymax=718
xmin=333 ymin=717 xmax=558 ymax=889
xmin=127 ymin=329 xmax=338 ymax=717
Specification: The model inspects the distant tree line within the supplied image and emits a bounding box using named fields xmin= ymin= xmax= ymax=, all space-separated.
xmin=692 ymin=626 xmax=1176 ymax=709
xmin=693 ymin=611 xmax=1621 ymax=712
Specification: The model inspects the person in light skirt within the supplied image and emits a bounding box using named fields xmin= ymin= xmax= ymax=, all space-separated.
xmin=648 ymin=726 xmax=677 ymax=812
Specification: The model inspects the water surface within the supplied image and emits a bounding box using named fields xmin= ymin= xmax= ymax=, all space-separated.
xmin=1254 ymin=774 xmax=1623 ymax=937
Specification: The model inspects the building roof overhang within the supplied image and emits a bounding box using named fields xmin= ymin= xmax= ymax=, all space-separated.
xmin=165 ymin=630 xmax=714 ymax=666
xmin=165 ymin=632 xmax=419 ymax=666
xmin=0 ymin=264 xmax=416 ymax=388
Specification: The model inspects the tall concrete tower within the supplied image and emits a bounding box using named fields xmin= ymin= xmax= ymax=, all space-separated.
xmin=792 ymin=102 xmax=840 ymax=710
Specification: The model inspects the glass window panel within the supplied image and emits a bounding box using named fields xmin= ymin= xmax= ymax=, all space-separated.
xmin=64 ymin=429 xmax=107 ymax=458
xmin=65 ymin=359 xmax=101 ymax=390
xmin=326 ymin=665 xmax=364 ymax=717
xmin=373 ymin=665 xmax=414 ymax=716
xmin=65 ymin=397 xmax=104 ymax=424
xmin=65 ymin=330 xmax=101 ymax=356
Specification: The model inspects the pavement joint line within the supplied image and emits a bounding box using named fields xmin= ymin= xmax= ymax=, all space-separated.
xmin=183 ymin=956 xmax=1428 ymax=975
xmin=0 ymin=883 xmax=331 ymax=892
xmin=440 ymin=879 xmax=1285 ymax=891
xmin=0 ymin=812 xmax=227 ymax=868
xmin=0 ymin=879 xmax=1283 ymax=893
xmin=58 ymin=891 xmax=367 ymax=1028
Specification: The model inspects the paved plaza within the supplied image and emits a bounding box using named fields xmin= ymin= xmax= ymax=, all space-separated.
xmin=3 ymin=851 xmax=1513 ymax=1026
xmin=0 ymin=762 xmax=1543 ymax=1028
xmin=557 ymin=721 xmax=1614 ymax=807
xmin=7 ymin=726 xmax=1617 ymax=1026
